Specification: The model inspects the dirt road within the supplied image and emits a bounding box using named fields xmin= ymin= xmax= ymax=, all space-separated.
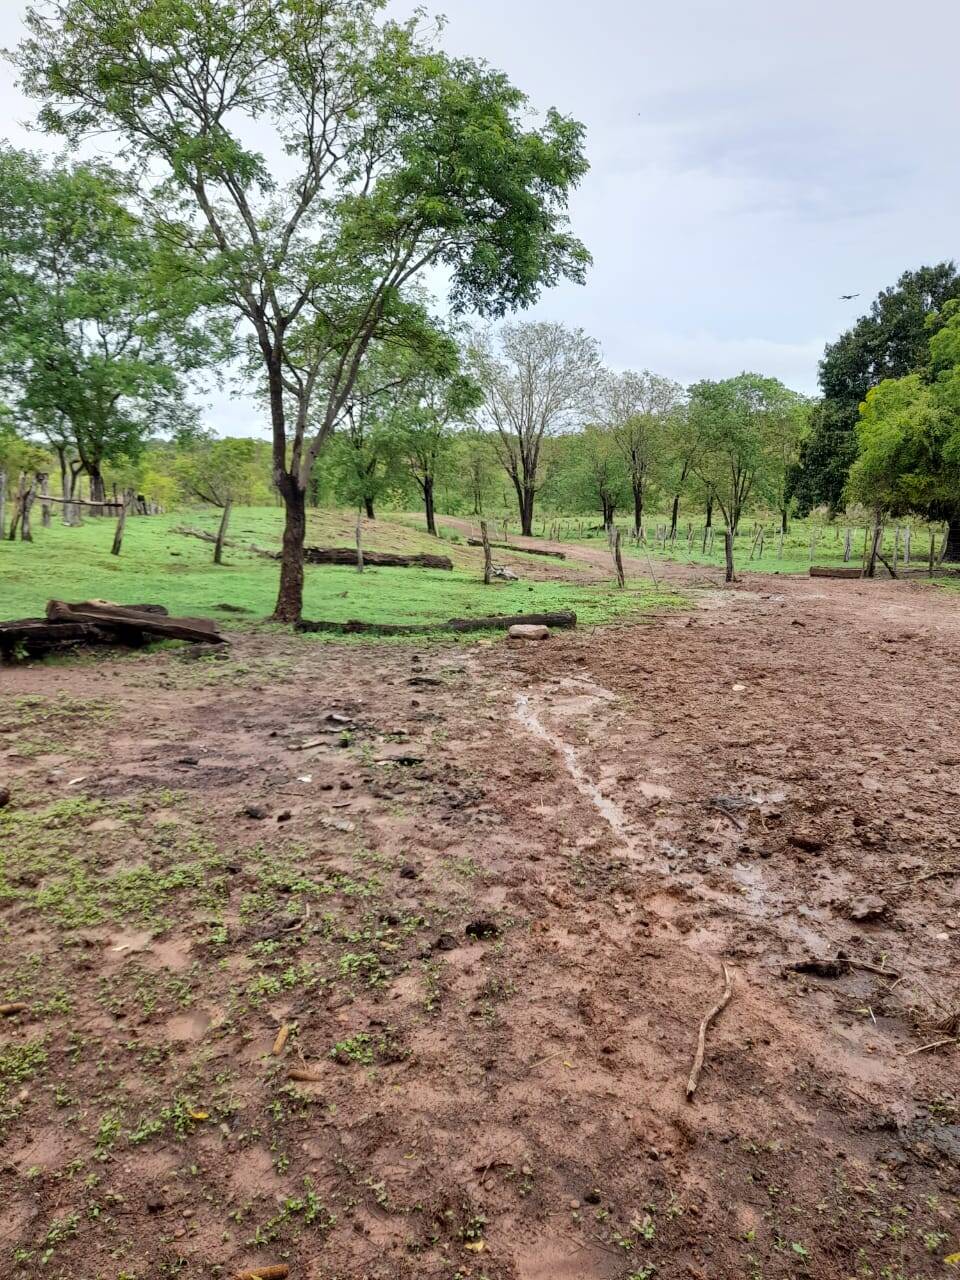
xmin=1 ymin=567 xmax=958 ymax=1278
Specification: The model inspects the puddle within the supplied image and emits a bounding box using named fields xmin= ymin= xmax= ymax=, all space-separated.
xmin=166 ymin=1009 xmax=213 ymax=1042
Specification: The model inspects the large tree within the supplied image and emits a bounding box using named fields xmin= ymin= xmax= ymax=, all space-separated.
xmin=791 ymin=263 xmax=960 ymax=514
xmin=690 ymin=373 xmax=799 ymax=534
xmin=848 ymin=301 xmax=960 ymax=561
xmin=0 ymin=146 xmax=206 ymax=514
xmin=16 ymin=0 xmax=589 ymax=620
xmin=397 ymin=372 xmax=482 ymax=536
xmin=475 ymin=321 xmax=601 ymax=535
xmin=600 ymin=369 xmax=683 ymax=538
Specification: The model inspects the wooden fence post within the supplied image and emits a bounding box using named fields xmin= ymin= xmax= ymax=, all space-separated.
xmin=613 ymin=529 xmax=626 ymax=589
xmin=355 ymin=510 xmax=364 ymax=573
xmin=843 ymin=527 xmax=852 ymax=562
xmin=0 ymin=471 xmax=5 ymax=536
xmin=39 ymin=473 xmax=51 ymax=528
xmin=724 ymin=529 xmax=735 ymax=582
xmin=480 ymin=519 xmax=493 ymax=585
xmin=110 ymin=492 xmax=128 ymax=556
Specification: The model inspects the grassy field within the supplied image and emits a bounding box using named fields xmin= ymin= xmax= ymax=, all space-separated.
xmin=430 ymin=509 xmax=950 ymax=576
xmin=0 ymin=505 xmax=680 ymax=630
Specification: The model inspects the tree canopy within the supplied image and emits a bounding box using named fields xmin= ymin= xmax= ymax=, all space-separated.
xmin=0 ymin=145 xmax=208 ymax=508
xmin=16 ymin=0 xmax=590 ymax=618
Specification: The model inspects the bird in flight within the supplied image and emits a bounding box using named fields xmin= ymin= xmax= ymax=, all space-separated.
xmin=839 ymin=293 xmax=860 ymax=300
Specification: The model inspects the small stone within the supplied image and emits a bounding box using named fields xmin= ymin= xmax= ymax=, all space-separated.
xmin=507 ymin=624 xmax=550 ymax=641
xmin=177 ymin=756 xmax=199 ymax=766
xmin=569 ymin=1199 xmax=581 ymax=1210
xmin=789 ymin=832 xmax=825 ymax=853
xmin=145 ymin=1197 xmax=165 ymax=1214
xmin=243 ymin=804 xmax=268 ymax=820
xmin=520 ymin=1164 xmax=533 ymax=1177
xmin=434 ymin=933 xmax=458 ymax=952
xmin=277 ymin=810 xmax=293 ymax=823
xmin=848 ymin=895 xmax=887 ymax=922
xmin=399 ymin=864 xmax=418 ymax=880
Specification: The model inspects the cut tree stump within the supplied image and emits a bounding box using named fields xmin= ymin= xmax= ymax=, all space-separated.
xmin=296 ymin=610 xmax=576 ymax=638
xmin=466 ymin=538 xmax=566 ymax=560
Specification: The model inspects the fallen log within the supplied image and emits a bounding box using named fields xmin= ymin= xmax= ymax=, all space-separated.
xmin=173 ymin=526 xmax=453 ymax=569
xmin=46 ymin=600 xmax=226 ymax=645
xmin=809 ymin=566 xmax=863 ymax=579
xmin=0 ymin=618 xmax=116 ymax=660
xmin=296 ymin=609 xmax=577 ymax=637
xmin=467 ymin=537 xmax=566 ymax=560
xmin=303 ymin=547 xmax=453 ymax=570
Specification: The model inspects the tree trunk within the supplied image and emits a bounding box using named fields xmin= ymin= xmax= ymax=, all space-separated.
xmin=8 ymin=473 xmax=24 ymax=540
xmin=214 ymin=499 xmax=232 ymax=565
xmin=364 ymin=495 xmax=375 ymax=521
xmin=632 ymin=483 xmax=644 ymax=539
xmin=519 ymin=485 xmax=535 ymax=537
xmin=0 ymin=472 xmax=5 ymax=535
xmin=423 ymin=476 xmax=437 ymax=537
xmin=724 ymin=529 xmax=734 ymax=582
xmin=21 ymin=483 xmax=35 ymax=542
xmin=705 ymin=498 xmax=713 ymax=529
xmin=669 ymin=493 xmax=680 ymax=539
xmin=88 ymin=467 xmax=106 ymax=516
xmin=945 ymin=518 xmax=960 ymax=564
xmin=780 ymin=506 xmax=789 ymax=535
xmin=273 ymin=480 xmax=306 ymax=623
xmin=480 ymin=519 xmax=493 ymax=585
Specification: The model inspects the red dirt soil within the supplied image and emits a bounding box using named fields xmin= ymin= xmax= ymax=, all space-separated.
xmin=1 ymin=566 xmax=959 ymax=1280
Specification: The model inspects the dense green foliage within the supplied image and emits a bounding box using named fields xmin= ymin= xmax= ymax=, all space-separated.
xmin=791 ymin=263 xmax=960 ymax=514
xmin=0 ymin=147 xmax=210 ymax=506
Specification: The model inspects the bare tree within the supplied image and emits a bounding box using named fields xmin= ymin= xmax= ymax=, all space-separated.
xmin=601 ymin=370 xmax=684 ymax=538
xmin=475 ymin=322 xmax=601 ymax=535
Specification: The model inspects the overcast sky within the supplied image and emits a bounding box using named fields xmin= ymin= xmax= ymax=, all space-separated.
xmin=1 ymin=0 xmax=958 ymax=435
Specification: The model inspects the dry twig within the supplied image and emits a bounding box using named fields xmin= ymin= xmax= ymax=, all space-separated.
xmin=686 ymin=962 xmax=734 ymax=1100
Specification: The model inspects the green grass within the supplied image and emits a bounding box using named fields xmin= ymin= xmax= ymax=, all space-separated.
xmin=0 ymin=505 xmax=681 ymax=630
xmin=567 ymin=515 xmax=951 ymax=577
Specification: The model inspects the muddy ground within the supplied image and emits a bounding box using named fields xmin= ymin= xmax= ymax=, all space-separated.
xmin=1 ymin=562 xmax=959 ymax=1280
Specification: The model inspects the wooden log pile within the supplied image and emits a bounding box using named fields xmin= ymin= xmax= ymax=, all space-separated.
xmin=295 ymin=610 xmax=576 ymax=638
xmin=0 ymin=601 xmax=228 ymax=660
